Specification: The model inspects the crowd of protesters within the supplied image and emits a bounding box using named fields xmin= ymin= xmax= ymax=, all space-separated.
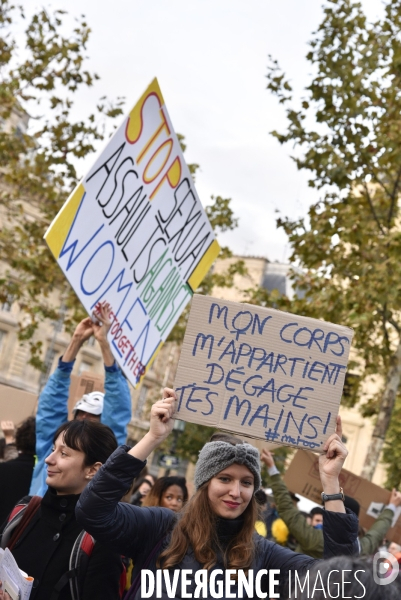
xmin=0 ymin=308 xmax=401 ymax=598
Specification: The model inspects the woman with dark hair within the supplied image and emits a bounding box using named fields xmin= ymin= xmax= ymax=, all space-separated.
xmin=0 ymin=420 xmax=122 ymax=600
xmin=77 ymin=389 xmax=359 ymax=599
xmin=142 ymin=476 xmax=188 ymax=512
xmin=130 ymin=477 xmax=154 ymax=506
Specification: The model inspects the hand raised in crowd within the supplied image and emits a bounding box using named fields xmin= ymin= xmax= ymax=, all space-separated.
xmin=148 ymin=388 xmax=177 ymax=443
xmin=91 ymin=302 xmax=115 ymax=367
xmin=261 ymin=449 xmax=275 ymax=469
xmin=389 ymin=488 xmax=401 ymax=507
xmin=319 ymin=415 xmax=347 ymax=511
xmin=1 ymin=420 xmax=15 ymax=444
xmin=128 ymin=388 xmax=177 ymax=462
xmin=63 ymin=317 xmax=95 ymax=362
xmin=72 ymin=317 xmax=95 ymax=344
xmin=91 ymin=302 xmax=112 ymax=344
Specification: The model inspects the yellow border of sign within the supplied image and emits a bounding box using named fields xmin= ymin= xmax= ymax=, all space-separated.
xmin=187 ymin=239 xmax=221 ymax=292
xmin=44 ymin=184 xmax=86 ymax=259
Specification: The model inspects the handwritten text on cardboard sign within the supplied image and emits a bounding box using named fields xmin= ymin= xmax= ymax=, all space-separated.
xmin=174 ymin=295 xmax=353 ymax=449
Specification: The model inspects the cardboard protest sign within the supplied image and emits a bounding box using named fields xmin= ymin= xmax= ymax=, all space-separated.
xmin=67 ymin=372 xmax=105 ymax=419
xmin=174 ymin=295 xmax=353 ymax=450
xmin=0 ymin=384 xmax=37 ymax=424
xmin=44 ymin=79 xmax=220 ymax=388
xmin=284 ymin=450 xmax=401 ymax=543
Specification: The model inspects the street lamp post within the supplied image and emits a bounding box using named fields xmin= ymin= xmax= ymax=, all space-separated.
xmin=164 ymin=419 xmax=186 ymax=476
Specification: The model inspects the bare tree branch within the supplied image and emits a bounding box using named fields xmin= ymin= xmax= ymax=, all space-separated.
xmin=363 ymin=182 xmax=386 ymax=235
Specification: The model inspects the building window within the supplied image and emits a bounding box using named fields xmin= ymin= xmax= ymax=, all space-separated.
xmin=135 ymin=385 xmax=149 ymax=418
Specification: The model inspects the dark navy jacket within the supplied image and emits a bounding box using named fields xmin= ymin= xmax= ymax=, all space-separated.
xmin=76 ymin=446 xmax=359 ymax=600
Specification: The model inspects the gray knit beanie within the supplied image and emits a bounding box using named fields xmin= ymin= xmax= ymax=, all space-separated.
xmin=194 ymin=441 xmax=261 ymax=491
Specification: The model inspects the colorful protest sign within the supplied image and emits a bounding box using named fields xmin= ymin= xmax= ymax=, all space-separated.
xmin=44 ymin=79 xmax=220 ymax=387
xmin=173 ymin=295 xmax=353 ymax=449
xmin=284 ymin=450 xmax=401 ymax=543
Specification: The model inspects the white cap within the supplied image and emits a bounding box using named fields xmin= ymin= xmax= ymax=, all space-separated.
xmin=72 ymin=391 xmax=104 ymax=416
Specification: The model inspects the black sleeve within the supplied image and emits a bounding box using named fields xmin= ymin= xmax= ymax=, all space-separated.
xmin=257 ymin=508 xmax=359 ymax=596
xmin=76 ymin=446 xmax=176 ymax=560
xmin=260 ymin=537 xmax=316 ymax=572
xmin=323 ymin=508 xmax=359 ymax=557
xmin=82 ymin=541 xmax=123 ymax=600
xmin=261 ymin=509 xmax=359 ymax=570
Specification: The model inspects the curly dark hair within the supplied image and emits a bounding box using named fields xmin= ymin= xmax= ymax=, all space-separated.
xmin=15 ymin=416 xmax=36 ymax=455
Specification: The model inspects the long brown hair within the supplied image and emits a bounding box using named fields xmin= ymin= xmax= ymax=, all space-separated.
xmin=158 ymin=432 xmax=259 ymax=571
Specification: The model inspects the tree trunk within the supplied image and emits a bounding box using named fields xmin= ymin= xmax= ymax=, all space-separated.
xmin=361 ymin=338 xmax=401 ymax=481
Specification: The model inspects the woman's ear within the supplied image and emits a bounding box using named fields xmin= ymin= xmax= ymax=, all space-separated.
xmin=85 ymin=462 xmax=102 ymax=480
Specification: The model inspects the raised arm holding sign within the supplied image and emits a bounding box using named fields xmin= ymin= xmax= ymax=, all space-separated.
xmin=76 ymin=390 xmax=359 ymax=599
xmin=29 ymin=303 xmax=131 ymax=496
xmin=44 ymin=80 xmax=220 ymax=388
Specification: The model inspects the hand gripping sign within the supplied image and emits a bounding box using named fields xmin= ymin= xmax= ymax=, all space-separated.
xmin=45 ymin=80 xmax=220 ymax=387
xmin=173 ymin=295 xmax=353 ymax=450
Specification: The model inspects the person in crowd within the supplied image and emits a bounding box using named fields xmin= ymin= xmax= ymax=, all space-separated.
xmin=76 ymin=389 xmax=358 ymax=599
xmin=254 ymin=489 xmax=268 ymax=537
xmin=287 ymin=554 xmax=401 ymax=599
xmin=264 ymin=493 xmax=280 ymax=540
xmin=142 ymin=476 xmax=188 ymax=512
xmin=0 ymin=421 xmax=18 ymax=462
xmin=261 ymin=448 xmax=401 ymax=558
xmin=309 ymin=506 xmax=324 ymax=528
xmin=302 ymin=510 xmax=312 ymax=526
xmin=0 ymin=420 xmax=123 ymax=600
xmin=130 ymin=477 xmax=154 ymax=506
xmin=0 ymin=417 xmax=36 ymax=525
xmin=30 ymin=303 xmax=132 ymax=496
xmin=388 ymin=541 xmax=401 ymax=556
xmin=271 ymin=515 xmax=290 ymax=546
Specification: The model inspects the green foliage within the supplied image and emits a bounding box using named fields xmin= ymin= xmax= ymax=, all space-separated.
xmin=0 ymin=2 xmax=247 ymax=461
xmin=0 ymin=2 xmax=241 ymax=378
xmin=175 ymin=422 xmax=216 ymax=463
xmin=0 ymin=0 xmax=124 ymax=369
xmin=265 ymin=0 xmax=401 ymax=478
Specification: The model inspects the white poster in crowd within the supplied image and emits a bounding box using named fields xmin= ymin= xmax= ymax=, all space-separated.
xmin=45 ymin=79 xmax=220 ymax=387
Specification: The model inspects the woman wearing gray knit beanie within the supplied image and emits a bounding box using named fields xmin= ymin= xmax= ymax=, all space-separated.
xmin=77 ymin=388 xmax=359 ymax=599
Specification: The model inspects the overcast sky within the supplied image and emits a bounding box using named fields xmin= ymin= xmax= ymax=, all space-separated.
xmin=23 ymin=0 xmax=385 ymax=262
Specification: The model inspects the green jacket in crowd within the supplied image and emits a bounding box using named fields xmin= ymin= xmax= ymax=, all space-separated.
xmin=270 ymin=472 xmax=394 ymax=558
